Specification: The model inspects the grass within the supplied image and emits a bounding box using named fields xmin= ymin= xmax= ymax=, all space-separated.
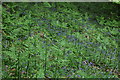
xmin=2 ymin=2 xmax=119 ymax=78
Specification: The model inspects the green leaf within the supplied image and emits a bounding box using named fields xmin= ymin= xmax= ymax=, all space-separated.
xmin=76 ymin=70 xmax=88 ymax=78
xmin=60 ymin=40 xmax=66 ymax=46
xmin=36 ymin=69 xmax=45 ymax=78
xmin=43 ymin=2 xmax=52 ymax=8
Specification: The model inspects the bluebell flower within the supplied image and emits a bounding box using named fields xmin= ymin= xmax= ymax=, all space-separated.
xmin=38 ymin=22 xmax=42 ymax=26
xmin=48 ymin=44 xmax=50 ymax=46
xmin=23 ymin=36 xmax=27 ymax=40
xmin=12 ymin=40 xmax=14 ymax=42
xmin=89 ymin=62 xmax=93 ymax=65
xmin=30 ymin=33 xmax=34 ymax=37
xmin=21 ymin=12 xmax=26 ymax=15
xmin=57 ymin=33 xmax=61 ymax=36
xmin=42 ymin=41 xmax=46 ymax=43
xmin=50 ymin=65 xmax=54 ymax=67
xmin=21 ymin=70 xmax=26 ymax=74
xmin=93 ymin=20 xmax=97 ymax=23
xmin=65 ymin=54 xmax=69 ymax=57
xmin=50 ymin=29 xmax=54 ymax=31
xmin=78 ymin=42 xmax=83 ymax=45
xmin=67 ymin=50 xmax=72 ymax=53
xmin=82 ymin=60 xmax=88 ymax=65
xmin=42 ymin=46 xmax=45 ymax=48
xmin=74 ymin=38 xmax=78 ymax=41
xmin=82 ymin=19 xmax=85 ymax=21
xmin=62 ymin=66 xmax=66 ymax=69
xmin=45 ymin=73 xmax=48 ymax=75
xmin=18 ymin=38 xmax=21 ymax=40
xmin=79 ymin=68 xmax=83 ymax=70
xmin=67 ymin=74 xmax=71 ymax=77
xmin=101 ymin=50 xmax=106 ymax=54
xmin=110 ymin=56 xmax=115 ymax=59
xmin=112 ymin=53 xmax=116 ymax=54
xmin=32 ymin=73 xmax=35 ymax=75
xmin=88 ymin=62 xmax=94 ymax=66
xmin=36 ymin=52 xmax=39 ymax=55
xmin=77 ymin=75 xmax=81 ymax=77
xmin=51 ymin=7 xmax=57 ymax=12
xmin=87 ymin=42 xmax=93 ymax=44
xmin=18 ymin=24 xmax=23 ymax=27
xmin=66 ymin=35 xmax=71 ymax=38
xmin=84 ymin=46 xmax=88 ymax=48
xmin=35 ymin=19 xmax=40 ymax=22
xmin=47 ymin=23 xmax=51 ymax=27
xmin=88 ymin=18 xmax=91 ymax=20
xmin=3 ymin=45 xmax=7 ymax=48
xmin=109 ymin=71 xmax=113 ymax=74
xmin=42 ymin=18 xmax=46 ymax=21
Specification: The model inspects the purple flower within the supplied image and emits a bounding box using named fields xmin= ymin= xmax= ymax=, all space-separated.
xmin=88 ymin=18 xmax=92 ymax=20
xmin=77 ymin=75 xmax=81 ymax=77
xmin=45 ymin=73 xmax=48 ymax=75
xmin=110 ymin=56 xmax=115 ymax=59
xmin=32 ymin=73 xmax=35 ymax=75
xmin=30 ymin=33 xmax=34 ymax=37
xmin=21 ymin=12 xmax=26 ymax=15
xmin=35 ymin=19 xmax=40 ymax=21
xmin=18 ymin=24 xmax=23 ymax=27
xmin=78 ymin=42 xmax=83 ymax=45
xmin=67 ymin=50 xmax=72 ymax=53
xmin=57 ymin=33 xmax=61 ymax=36
xmin=84 ymin=46 xmax=88 ymax=48
xmin=49 ymin=29 xmax=54 ymax=31
xmin=18 ymin=38 xmax=21 ymax=40
xmin=38 ymin=22 xmax=42 ymax=26
xmin=82 ymin=60 xmax=88 ymax=65
xmin=87 ymin=42 xmax=93 ymax=44
xmin=41 ymin=18 xmax=46 ymax=21
xmin=23 ymin=36 xmax=27 ymax=40
xmin=109 ymin=71 xmax=113 ymax=74
xmin=21 ymin=70 xmax=26 ymax=74
xmin=112 ymin=53 xmax=116 ymax=54
xmin=74 ymin=38 xmax=78 ymax=41
xmin=66 ymin=35 xmax=72 ymax=38
xmin=48 ymin=44 xmax=50 ymax=46
xmin=50 ymin=65 xmax=54 ymax=67
xmin=82 ymin=19 xmax=85 ymax=21
xmin=65 ymin=54 xmax=69 ymax=57
xmin=88 ymin=62 xmax=94 ymax=66
xmin=3 ymin=45 xmax=7 ymax=48
xmin=42 ymin=41 xmax=46 ymax=43
xmin=104 ymin=32 xmax=111 ymax=36
xmin=67 ymin=74 xmax=71 ymax=77
xmin=42 ymin=46 xmax=45 ymax=48
xmin=36 ymin=52 xmax=39 ymax=55
xmin=93 ymin=20 xmax=97 ymax=23
xmin=62 ymin=66 xmax=66 ymax=69
xmin=79 ymin=68 xmax=83 ymax=70
xmin=50 ymin=7 xmax=57 ymax=12
xmin=90 ymin=62 xmax=93 ymax=65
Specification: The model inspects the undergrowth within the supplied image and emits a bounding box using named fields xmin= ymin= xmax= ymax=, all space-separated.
xmin=2 ymin=2 xmax=120 ymax=78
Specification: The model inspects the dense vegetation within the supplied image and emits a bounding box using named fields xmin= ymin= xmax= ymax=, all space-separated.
xmin=2 ymin=2 xmax=120 ymax=78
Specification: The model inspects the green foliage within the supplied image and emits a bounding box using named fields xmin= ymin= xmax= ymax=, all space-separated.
xmin=2 ymin=2 xmax=119 ymax=78
xmin=112 ymin=0 xmax=120 ymax=4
